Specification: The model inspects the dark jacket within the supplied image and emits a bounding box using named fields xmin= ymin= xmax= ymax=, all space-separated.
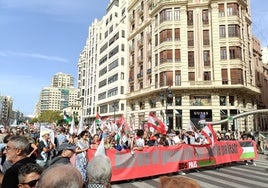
xmin=2 ymin=157 xmax=35 ymax=188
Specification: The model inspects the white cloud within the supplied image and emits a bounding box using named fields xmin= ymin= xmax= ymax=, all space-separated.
xmin=0 ymin=50 xmax=68 ymax=63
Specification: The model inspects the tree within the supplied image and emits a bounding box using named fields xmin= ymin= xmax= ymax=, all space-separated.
xmin=38 ymin=110 xmax=62 ymax=123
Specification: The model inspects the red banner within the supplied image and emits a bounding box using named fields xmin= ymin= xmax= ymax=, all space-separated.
xmin=87 ymin=141 xmax=257 ymax=182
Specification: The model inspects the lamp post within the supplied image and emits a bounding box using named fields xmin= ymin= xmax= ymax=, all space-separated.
xmin=160 ymin=88 xmax=173 ymax=131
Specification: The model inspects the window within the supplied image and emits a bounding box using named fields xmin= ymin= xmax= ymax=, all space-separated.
xmin=174 ymin=8 xmax=180 ymax=21
xmin=188 ymin=51 xmax=194 ymax=67
xmin=203 ymin=30 xmax=209 ymax=45
xmin=220 ymin=47 xmax=227 ymax=60
xmin=204 ymin=71 xmax=211 ymax=80
xmin=220 ymin=96 xmax=226 ymax=106
xmin=108 ymin=59 xmax=118 ymax=71
xmin=221 ymin=69 xmax=228 ymax=84
xmin=175 ymin=49 xmax=181 ymax=62
xmin=175 ymin=70 xmax=181 ymax=86
xmin=160 ymin=29 xmax=172 ymax=43
xmin=188 ymin=31 xmax=194 ymax=46
xmin=187 ymin=10 xmax=193 ymax=26
xmin=219 ymin=25 xmax=226 ymax=38
xmin=228 ymin=24 xmax=240 ymax=37
xmin=160 ymin=50 xmax=173 ymax=64
xmin=109 ymin=25 xmax=113 ymax=33
xmin=203 ymin=50 xmax=210 ymax=66
xmin=229 ymin=46 xmax=241 ymax=59
xmin=230 ymin=68 xmax=243 ymax=84
xmin=188 ymin=72 xmax=195 ymax=81
xmin=175 ymin=28 xmax=180 ymax=41
xmin=108 ymin=74 xmax=118 ymax=84
xmin=160 ymin=8 xmax=172 ymax=23
xmin=202 ymin=9 xmax=209 ymax=25
xmin=149 ymin=99 xmax=157 ymax=108
xmin=218 ymin=4 xmax=225 ymax=17
xmin=159 ymin=71 xmax=173 ymax=86
xmin=229 ymin=96 xmax=235 ymax=106
xmin=175 ymin=96 xmax=182 ymax=106
xmin=227 ymin=3 xmax=238 ymax=16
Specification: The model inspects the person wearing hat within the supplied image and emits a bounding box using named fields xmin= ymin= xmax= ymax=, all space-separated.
xmin=45 ymin=142 xmax=77 ymax=167
xmin=36 ymin=130 xmax=55 ymax=167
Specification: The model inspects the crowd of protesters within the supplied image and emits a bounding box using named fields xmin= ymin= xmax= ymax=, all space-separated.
xmin=0 ymin=122 xmax=261 ymax=187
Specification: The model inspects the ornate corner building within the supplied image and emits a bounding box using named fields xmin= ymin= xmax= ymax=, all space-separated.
xmin=78 ymin=0 xmax=268 ymax=132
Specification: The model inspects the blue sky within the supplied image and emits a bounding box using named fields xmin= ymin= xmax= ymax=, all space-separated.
xmin=0 ymin=0 xmax=267 ymax=116
xmin=0 ymin=0 xmax=109 ymax=115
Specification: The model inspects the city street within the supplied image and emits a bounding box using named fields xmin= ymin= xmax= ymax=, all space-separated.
xmin=112 ymin=154 xmax=268 ymax=188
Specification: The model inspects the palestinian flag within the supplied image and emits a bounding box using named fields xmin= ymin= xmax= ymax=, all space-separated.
xmin=95 ymin=113 xmax=101 ymax=124
xmin=63 ymin=111 xmax=72 ymax=123
xmin=239 ymin=141 xmax=256 ymax=159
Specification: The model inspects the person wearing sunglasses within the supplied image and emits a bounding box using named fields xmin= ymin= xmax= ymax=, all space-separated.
xmin=18 ymin=163 xmax=43 ymax=188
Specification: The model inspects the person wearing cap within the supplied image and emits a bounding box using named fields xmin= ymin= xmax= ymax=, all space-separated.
xmin=45 ymin=142 xmax=77 ymax=167
xmin=36 ymin=130 xmax=55 ymax=167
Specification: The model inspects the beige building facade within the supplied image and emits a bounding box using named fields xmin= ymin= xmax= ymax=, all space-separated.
xmin=78 ymin=0 xmax=267 ymax=132
xmin=36 ymin=73 xmax=78 ymax=116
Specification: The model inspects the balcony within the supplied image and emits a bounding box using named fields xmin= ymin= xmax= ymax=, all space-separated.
xmin=189 ymin=80 xmax=212 ymax=86
xmin=137 ymin=5 xmax=144 ymax=15
xmin=137 ymin=72 xmax=143 ymax=79
xmin=137 ymin=56 xmax=143 ymax=63
xmin=129 ymin=60 xmax=134 ymax=67
xmin=129 ymin=77 xmax=134 ymax=82
xmin=137 ymin=38 xmax=144 ymax=47
xmin=129 ymin=14 xmax=135 ymax=23
xmin=129 ymin=45 xmax=134 ymax=54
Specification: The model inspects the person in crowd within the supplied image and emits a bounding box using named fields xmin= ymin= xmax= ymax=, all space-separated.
xmin=26 ymin=137 xmax=38 ymax=161
xmin=131 ymin=129 xmax=145 ymax=153
xmin=36 ymin=130 xmax=55 ymax=167
xmin=145 ymin=132 xmax=157 ymax=146
xmin=68 ymin=133 xmax=79 ymax=145
xmin=76 ymin=130 xmax=90 ymax=183
xmin=45 ymin=142 xmax=77 ymax=167
xmin=104 ymin=135 xmax=113 ymax=149
xmin=159 ymin=176 xmax=201 ymax=188
xmin=18 ymin=163 xmax=43 ymax=188
xmin=158 ymin=134 xmax=169 ymax=146
xmin=37 ymin=164 xmax=83 ymax=188
xmin=87 ymin=155 xmax=112 ymax=188
xmin=2 ymin=135 xmax=36 ymax=188
xmin=172 ymin=130 xmax=183 ymax=145
xmin=245 ymin=134 xmax=257 ymax=166
xmin=1 ymin=134 xmax=12 ymax=173
xmin=90 ymin=134 xmax=100 ymax=149
xmin=56 ymin=126 xmax=67 ymax=147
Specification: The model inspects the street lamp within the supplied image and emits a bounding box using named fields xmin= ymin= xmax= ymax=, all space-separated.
xmin=160 ymin=88 xmax=173 ymax=131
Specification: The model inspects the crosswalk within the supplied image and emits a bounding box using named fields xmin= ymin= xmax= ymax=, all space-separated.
xmin=111 ymin=155 xmax=268 ymax=188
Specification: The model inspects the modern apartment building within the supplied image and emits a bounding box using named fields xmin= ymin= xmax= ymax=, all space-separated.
xmin=0 ymin=96 xmax=13 ymax=126
xmin=78 ymin=0 xmax=129 ymax=122
xmin=36 ymin=73 xmax=78 ymax=116
xmin=52 ymin=72 xmax=75 ymax=88
xmin=78 ymin=0 xmax=267 ymax=132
